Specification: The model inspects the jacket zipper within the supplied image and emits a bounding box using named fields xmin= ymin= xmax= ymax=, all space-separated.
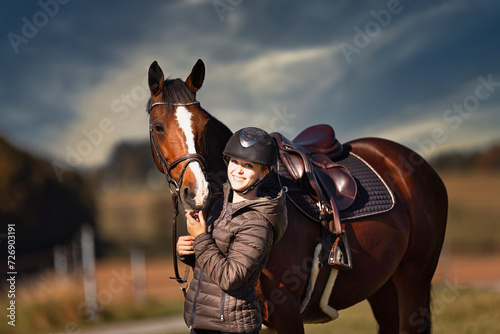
xmin=190 ymin=269 xmax=203 ymax=328
xmin=220 ymin=291 xmax=226 ymax=321
xmin=214 ymin=205 xmax=227 ymax=228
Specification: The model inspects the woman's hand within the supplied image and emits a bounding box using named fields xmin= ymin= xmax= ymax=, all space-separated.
xmin=186 ymin=210 xmax=206 ymax=238
xmin=177 ymin=235 xmax=195 ymax=256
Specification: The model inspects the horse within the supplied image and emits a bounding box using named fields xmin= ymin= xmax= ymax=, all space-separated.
xmin=146 ymin=59 xmax=448 ymax=334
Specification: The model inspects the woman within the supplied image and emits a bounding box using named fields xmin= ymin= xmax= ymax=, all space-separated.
xmin=177 ymin=127 xmax=288 ymax=334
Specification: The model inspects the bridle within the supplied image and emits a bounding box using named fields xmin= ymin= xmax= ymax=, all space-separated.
xmin=149 ymin=101 xmax=208 ymax=193
xmin=148 ymin=100 xmax=209 ymax=296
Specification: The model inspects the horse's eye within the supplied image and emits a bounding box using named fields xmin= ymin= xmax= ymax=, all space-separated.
xmin=154 ymin=124 xmax=165 ymax=133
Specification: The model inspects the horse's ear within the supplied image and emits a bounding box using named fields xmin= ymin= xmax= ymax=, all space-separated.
xmin=185 ymin=59 xmax=205 ymax=93
xmin=148 ymin=61 xmax=164 ymax=96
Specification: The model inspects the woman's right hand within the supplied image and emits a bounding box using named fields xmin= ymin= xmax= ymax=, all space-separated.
xmin=177 ymin=235 xmax=195 ymax=256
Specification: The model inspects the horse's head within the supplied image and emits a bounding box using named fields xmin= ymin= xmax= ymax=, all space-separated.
xmin=147 ymin=59 xmax=232 ymax=213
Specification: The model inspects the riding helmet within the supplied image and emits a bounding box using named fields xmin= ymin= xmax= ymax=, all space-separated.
xmin=223 ymin=127 xmax=278 ymax=170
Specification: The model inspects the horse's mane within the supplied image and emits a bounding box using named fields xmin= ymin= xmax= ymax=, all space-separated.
xmin=146 ymin=78 xmax=197 ymax=114
xmin=145 ymin=77 xmax=232 ymax=137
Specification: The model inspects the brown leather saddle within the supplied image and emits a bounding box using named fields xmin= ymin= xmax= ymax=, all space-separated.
xmin=271 ymin=124 xmax=356 ymax=270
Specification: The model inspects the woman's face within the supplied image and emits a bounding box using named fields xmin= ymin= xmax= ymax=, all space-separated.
xmin=227 ymin=157 xmax=267 ymax=192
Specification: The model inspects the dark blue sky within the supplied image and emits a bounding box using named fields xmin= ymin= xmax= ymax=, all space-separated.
xmin=1 ymin=0 xmax=499 ymax=169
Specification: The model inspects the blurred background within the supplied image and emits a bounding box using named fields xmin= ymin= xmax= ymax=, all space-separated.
xmin=1 ymin=1 xmax=499 ymax=333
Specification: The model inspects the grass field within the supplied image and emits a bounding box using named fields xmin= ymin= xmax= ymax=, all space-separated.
xmin=166 ymin=285 xmax=500 ymax=334
xmin=304 ymin=284 xmax=500 ymax=334
xmin=2 ymin=172 xmax=499 ymax=333
xmin=5 ymin=280 xmax=496 ymax=334
xmin=440 ymin=172 xmax=500 ymax=254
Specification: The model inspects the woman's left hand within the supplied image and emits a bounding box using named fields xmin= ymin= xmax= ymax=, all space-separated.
xmin=186 ymin=210 xmax=206 ymax=238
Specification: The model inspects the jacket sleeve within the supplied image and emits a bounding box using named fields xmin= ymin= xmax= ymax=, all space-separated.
xmin=193 ymin=211 xmax=274 ymax=291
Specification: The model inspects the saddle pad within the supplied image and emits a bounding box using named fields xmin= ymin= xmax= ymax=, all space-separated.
xmin=277 ymin=151 xmax=395 ymax=222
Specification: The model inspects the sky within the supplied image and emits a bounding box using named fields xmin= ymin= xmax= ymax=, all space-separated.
xmin=1 ymin=0 xmax=499 ymax=172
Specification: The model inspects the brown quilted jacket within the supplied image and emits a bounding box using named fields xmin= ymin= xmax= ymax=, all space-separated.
xmin=180 ymin=182 xmax=287 ymax=332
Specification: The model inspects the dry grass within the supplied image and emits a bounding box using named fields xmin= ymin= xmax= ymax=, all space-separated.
xmin=1 ymin=272 xmax=84 ymax=333
xmin=167 ymin=286 xmax=500 ymax=334
xmin=303 ymin=285 xmax=500 ymax=334
xmin=440 ymin=172 xmax=500 ymax=253
xmin=0 ymin=259 xmax=184 ymax=334
xmin=3 ymin=259 xmax=499 ymax=334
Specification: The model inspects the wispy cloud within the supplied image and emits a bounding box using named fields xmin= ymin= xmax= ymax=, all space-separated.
xmin=1 ymin=1 xmax=499 ymax=169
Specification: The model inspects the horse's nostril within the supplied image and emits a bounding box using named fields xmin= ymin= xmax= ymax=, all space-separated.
xmin=182 ymin=187 xmax=190 ymax=199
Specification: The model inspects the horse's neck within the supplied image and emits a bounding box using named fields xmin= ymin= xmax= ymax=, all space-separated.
xmin=207 ymin=113 xmax=232 ymax=141
xmin=205 ymin=114 xmax=232 ymax=167
xmin=203 ymin=113 xmax=232 ymax=187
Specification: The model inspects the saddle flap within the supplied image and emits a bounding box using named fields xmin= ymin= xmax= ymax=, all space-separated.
xmin=312 ymin=156 xmax=357 ymax=211
xmin=272 ymin=132 xmax=307 ymax=180
xmin=279 ymin=151 xmax=304 ymax=180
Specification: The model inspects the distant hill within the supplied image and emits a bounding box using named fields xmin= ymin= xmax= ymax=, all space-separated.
xmin=0 ymin=135 xmax=97 ymax=270
xmin=88 ymin=141 xmax=162 ymax=190
xmin=430 ymin=142 xmax=500 ymax=172
xmin=87 ymin=141 xmax=173 ymax=257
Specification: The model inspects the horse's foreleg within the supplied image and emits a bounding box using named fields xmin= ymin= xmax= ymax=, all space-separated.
xmin=367 ymin=278 xmax=399 ymax=334
xmin=262 ymin=287 xmax=305 ymax=334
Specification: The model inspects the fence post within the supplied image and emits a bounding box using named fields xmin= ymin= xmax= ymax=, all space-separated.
xmin=81 ymin=224 xmax=98 ymax=321
xmin=53 ymin=245 xmax=68 ymax=277
xmin=131 ymin=246 xmax=148 ymax=304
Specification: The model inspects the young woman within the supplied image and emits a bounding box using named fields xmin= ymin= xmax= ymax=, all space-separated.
xmin=176 ymin=127 xmax=288 ymax=334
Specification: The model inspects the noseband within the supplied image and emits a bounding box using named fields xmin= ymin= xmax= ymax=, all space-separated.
xmin=149 ymin=101 xmax=208 ymax=194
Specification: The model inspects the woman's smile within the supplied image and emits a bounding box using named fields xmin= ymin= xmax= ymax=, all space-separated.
xmin=227 ymin=158 xmax=264 ymax=192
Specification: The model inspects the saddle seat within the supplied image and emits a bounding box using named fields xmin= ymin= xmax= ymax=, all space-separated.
xmin=293 ymin=124 xmax=344 ymax=159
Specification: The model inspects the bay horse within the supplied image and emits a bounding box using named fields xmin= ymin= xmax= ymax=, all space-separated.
xmin=146 ymin=59 xmax=448 ymax=334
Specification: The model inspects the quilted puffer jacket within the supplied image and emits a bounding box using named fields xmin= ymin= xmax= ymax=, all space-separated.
xmin=179 ymin=182 xmax=287 ymax=333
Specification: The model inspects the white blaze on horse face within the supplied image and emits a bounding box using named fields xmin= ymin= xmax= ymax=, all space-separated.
xmin=175 ymin=106 xmax=209 ymax=207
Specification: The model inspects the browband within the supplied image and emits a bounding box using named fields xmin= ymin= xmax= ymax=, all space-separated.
xmin=149 ymin=101 xmax=200 ymax=112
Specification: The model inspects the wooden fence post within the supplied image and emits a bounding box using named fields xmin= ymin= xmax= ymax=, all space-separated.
xmin=81 ymin=224 xmax=98 ymax=321
xmin=131 ymin=246 xmax=148 ymax=304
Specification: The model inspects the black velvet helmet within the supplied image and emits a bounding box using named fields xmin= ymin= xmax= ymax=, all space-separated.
xmin=223 ymin=127 xmax=278 ymax=171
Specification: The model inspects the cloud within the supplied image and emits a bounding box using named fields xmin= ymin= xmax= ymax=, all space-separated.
xmin=363 ymin=72 xmax=500 ymax=158
xmin=1 ymin=1 xmax=500 ymax=170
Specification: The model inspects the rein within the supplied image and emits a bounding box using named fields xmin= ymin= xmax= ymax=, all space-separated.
xmin=149 ymin=100 xmax=207 ymax=297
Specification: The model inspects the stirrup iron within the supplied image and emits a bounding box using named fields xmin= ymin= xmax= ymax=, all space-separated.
xmin=328 ymin=230 xmax=352 ymax=270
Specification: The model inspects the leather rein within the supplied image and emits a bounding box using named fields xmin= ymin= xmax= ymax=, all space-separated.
xmin=149 ymin=100 xmax=207 ymax=297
